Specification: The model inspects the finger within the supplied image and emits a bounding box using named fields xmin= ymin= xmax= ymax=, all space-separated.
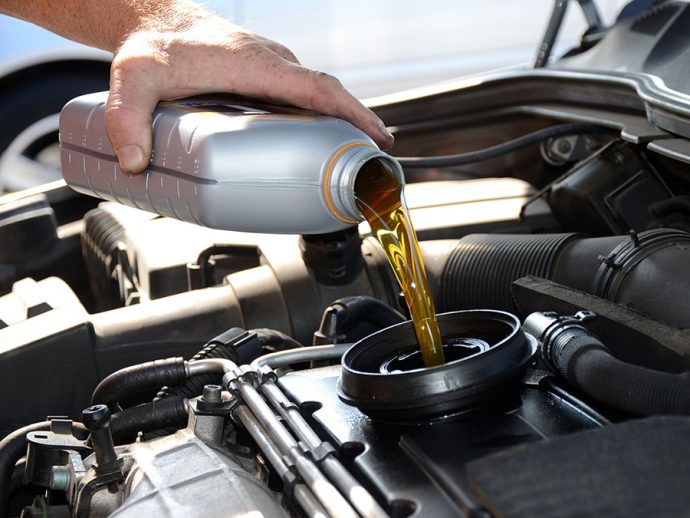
xmin=235 ymin=59 xmax=394 ymax=149
xmin=289 ymin=67 xmax=394 ymax=149
xmin=105 ymin=59 xmax=160 ymax=174
xmin=307 ymin=73 xmax=395 ymax=150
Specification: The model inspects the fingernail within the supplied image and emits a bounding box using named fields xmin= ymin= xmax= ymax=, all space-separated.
xmin=117 ymin=145 xmax=145 ymax=173
xmin=378 ymin=121 xmax=394 ymax=145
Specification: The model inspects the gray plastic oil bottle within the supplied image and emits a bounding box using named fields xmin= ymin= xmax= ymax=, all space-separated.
xmin=59 ymin=91 xmax=403 ymax=234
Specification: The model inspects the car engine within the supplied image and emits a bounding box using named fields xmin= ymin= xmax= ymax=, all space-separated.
xmin=3 ymin=3 xmax=690 ymax=517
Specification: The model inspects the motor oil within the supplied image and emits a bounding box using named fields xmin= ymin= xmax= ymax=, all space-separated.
xmin=60 ymin=91 xmax=444 ymax=366
xmin=355 ymin=160 xmax=444 ymax=367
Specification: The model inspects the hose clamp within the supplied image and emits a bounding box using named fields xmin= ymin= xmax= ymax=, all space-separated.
xmin=523 ymin=310 xmax=596 ymax=364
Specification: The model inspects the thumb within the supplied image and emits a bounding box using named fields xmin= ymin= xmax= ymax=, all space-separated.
xmin=105 ymin=67 xmax=159 ymax=174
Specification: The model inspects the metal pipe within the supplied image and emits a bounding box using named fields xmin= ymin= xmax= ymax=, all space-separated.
xmin=294 ymin=486 xmax=329 ymax=518
xmin=288 ymin=450 xmax=357 ymax=518
xmin=237 ymin=382 xmax=300 ymax=451
xmin=185 ymin=358 xmax=237 ymax=377
xmin=251 ymin=343 xmax=352 ymax=370
xmin=235 ymin=405 xmax=290 ymax=478
xmin=190 ymin=354 xmax=365 ymax=516
xmin=236 ymin=405 xmax=327 ymax=518
xmin=262 ymin=381 xmax=389 ymax=518
xmin=262 ymin=381 xmax=322 ymax=446
xmin=237 ymin=380 xmax=358 ymax=518
xmin=321 ymin=457 xmax=387 ymax=518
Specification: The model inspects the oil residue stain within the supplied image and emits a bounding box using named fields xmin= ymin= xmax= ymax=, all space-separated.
xmin=354 ymin=159 xmax=445 ymax=367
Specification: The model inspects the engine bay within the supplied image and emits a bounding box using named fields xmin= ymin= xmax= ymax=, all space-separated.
xmin=3 ymin=4 xmax=690 ymax=517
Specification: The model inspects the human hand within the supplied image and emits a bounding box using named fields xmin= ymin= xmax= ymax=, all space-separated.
xmin=106 ymin=5 xmax=395 ymax=174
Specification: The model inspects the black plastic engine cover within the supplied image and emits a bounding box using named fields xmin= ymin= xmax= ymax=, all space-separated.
xmin=280 ymin=367 xmax=690 ymax=516
xmin=279 ymin=366 xmax=604 ymax=516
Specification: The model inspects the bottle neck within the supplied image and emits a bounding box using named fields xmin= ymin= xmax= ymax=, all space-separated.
xmin=325 ymin=144 xmax=405 ymax=224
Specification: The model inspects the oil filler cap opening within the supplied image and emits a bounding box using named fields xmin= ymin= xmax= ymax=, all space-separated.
xmin=337 ymin=310 xmax=536 ymax=423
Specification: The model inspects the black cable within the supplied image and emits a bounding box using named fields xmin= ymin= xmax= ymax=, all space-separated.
xmin=395 ymin=123 xmax=603 ymax=168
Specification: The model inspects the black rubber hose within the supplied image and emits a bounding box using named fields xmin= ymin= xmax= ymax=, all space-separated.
xmin=110 ymin=397 xmax=189 ymax=444
xmin=92 ymin=357 xmax=187 ymax=410
xmin=8 ymin=459 xmax=25 ymax=499
xmin=0 ymin=421 xmax=87 ymax=518
xmin=336 ymin=296 xmax=406 ymax=328
xmin=154 ymin=330 xmax=246 ymax=401
xmin=156 ymin=327 xmax=301 ymax=401
xmin=396 ymin=123 xmax=602 ymax=168
xmin=438 ymin=233 xmax=581 ymax=311
xmin=431 ymin=230 xmax=690 ymax=328
xmin=314 ymin=296 xmax=406 ymax=345
xmin=550 ymin=330 xmax=690 ymax=415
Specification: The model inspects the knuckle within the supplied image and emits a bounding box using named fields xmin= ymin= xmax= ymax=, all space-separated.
xmin=110 ymin=53 xmax=150 ymax=84
xmin=274 ymin=43 xmax=299 ymax=62
xmin=229 ymin=30 xmax=259 ymax=51
xmin=111 ymin=34 xmax=169 ymax=78
xmin=307 ymin=71 xmax=345 ymax=111
xmin=313 ymin=71 xmax=342 ymax=91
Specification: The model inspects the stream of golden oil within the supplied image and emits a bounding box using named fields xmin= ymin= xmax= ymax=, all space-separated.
xmin=354 ymin=159 xmax=445 ymax=367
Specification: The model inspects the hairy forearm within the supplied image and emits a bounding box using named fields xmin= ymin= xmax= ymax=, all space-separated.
xmin=0 ymin=0 xmax=206 ymax=52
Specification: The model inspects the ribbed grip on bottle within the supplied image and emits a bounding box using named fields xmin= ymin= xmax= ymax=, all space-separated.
xmin=440 ymin=233 xmax=579 ymax=311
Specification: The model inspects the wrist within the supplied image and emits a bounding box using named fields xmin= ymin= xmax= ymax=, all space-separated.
xmin=112 ymin=0 xmax=216 ymax=52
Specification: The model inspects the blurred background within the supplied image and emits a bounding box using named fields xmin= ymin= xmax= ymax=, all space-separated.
xmin=0 ymin=0 xmax=628 ymax=192
xmin=210 ymin=0 xmax=629 ymax=98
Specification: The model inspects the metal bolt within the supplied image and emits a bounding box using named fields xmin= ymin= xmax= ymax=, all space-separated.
xmin=202 ymin=384 xmax=222 ymax=404
xmin=557 ymin=139 xmax=572 ymax=153
xmin=82 ymin=404 xmax=118 ymax=471
xmin=49 ymin=465 xmax=70 ymax=491
xmin=82 ymin=404 xmax=110 ymax=430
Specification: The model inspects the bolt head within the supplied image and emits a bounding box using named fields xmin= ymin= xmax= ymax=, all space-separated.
xmin=82 ymin=404 xmax=111 ymax=430
xmin=49 ymin=465 xmax=71 ymax=491
xmin=202 ymin=385 xmax=222 ymax=404
xmin=557 ymin=140 xmax=572 ymax=153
